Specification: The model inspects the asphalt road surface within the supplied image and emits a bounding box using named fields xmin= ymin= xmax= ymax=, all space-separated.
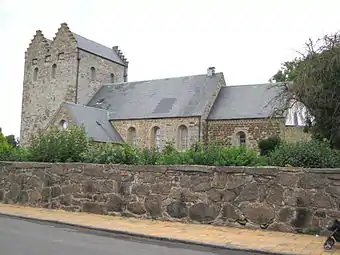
xmin=0 ymin=215 xmax=263 ymax=255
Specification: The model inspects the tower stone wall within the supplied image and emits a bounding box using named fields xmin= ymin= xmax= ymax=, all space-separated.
xmin=20 ymin=23 xmax=127 ymax=146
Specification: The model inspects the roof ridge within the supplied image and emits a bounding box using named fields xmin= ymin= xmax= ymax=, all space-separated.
xmin=63 ymin=101 xmax=110 ymax=113
xmin=101 ymin=72 xmax=224 ymax=88
xmin=225 ymin=82 xmax=286 ymax=88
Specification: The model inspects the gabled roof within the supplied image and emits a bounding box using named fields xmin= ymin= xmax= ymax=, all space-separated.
xmin=87 ymin=72 xmax=224 ymax=120
xmin=208 ymin=83 xmax=283 ymax=120
xmin=63 ymin=102 xmax=123 ymax=143
xmin=72 ymin=33 xmax=127 ymax=66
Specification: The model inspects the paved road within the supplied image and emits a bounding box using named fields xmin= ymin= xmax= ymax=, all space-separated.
xmin=0 ymin=215 xmax=261 ymax=255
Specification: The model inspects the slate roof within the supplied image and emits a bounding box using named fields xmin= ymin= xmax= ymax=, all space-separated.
xmin=63 ymin=102 xmax=123 ymax=143
xmin=208 ymin=83 xmax=283 ymax=120
xmin=72 ymin=33 xmax=126 ymax=66
xmin=87 ymin=73 xmax=224 ymax=120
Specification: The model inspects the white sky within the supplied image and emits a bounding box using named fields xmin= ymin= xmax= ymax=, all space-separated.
xmin=1 ymin=0 xmax=340 ymax=137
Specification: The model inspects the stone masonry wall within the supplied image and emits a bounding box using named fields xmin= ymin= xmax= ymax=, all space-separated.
xmin=48 ymin=103 xmax=75 ymax=129
xmin=284 ymin=126 xmax=312 ymax=143
xmin=207 ymin=118 xmax=285 ymax=149
xmin=111 ymin=117 xmax=200 ymax=150
xmin=20 ymin=24 xmax=78 ymax=147
xmin=1 ymin=161 xmax=340 ymax=235
xmin=20 ymin=23 xmax=127 ymax=146
xmin=77 ymin=49 xmax=125 ymax=105
xmin=200 ymin=73 xmax=226 ymax=142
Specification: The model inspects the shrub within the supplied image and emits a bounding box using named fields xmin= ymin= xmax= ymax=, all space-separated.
xmin=156 ymin=142 xmax=268 ymax=166
xmin=5 ymin=147 xmax=31 ymax=162
xmin=156 ymin=141 xmax=189 ymax=165
xmin=28 ymin=126 xmax=88 ymax=162
xmin=269 ymin=139 xmax=340 ymax=168
xmin=258 ymin=136 xmax=281 ymax=156
xmin=81 ymin=142 xmax=141 ymax=164
xmin=0 ymin=131 xmax=12 ymax=161
xmin=138 ymin=147 xmax=160 ymax=165
xmin=199 ymin=144 xmax=268 ymax=166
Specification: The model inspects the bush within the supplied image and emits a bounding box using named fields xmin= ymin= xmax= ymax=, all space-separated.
xmin=0 ymin=131 xmax=12 ymax=161
xmin=81 ymin=140 xmax=267 ymax=167
xmin=269 ymin=140 xmax=340 ymax=168
xmin=156 ymin=142 xmax=268 ymax=166
xmin=258 ymin=136 xmax=281 ymax=156
xmin=81 ymin=142 xmax=141 ymax=164
xmin=28 ymin=126 xmax=88 ymax=162
xmin=5 ymin=147 xmax=31 ymax=162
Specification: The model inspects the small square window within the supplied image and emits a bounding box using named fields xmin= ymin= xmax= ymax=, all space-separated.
xmin=45 ymin=55 xmax=51 ymax=62
xmin=58 ymin=52 xmax=64 ymax=60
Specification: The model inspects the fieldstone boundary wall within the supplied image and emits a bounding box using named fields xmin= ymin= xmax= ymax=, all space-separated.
xmin=1 ymin=161 xmax=340 ymax=235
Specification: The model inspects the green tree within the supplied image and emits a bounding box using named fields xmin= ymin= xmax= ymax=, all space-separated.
xmin=5 ymin=135 xmax=18 ymax=147
xmin=269 ymin=59 xmax=302 ymax=83
xmin=0 ymin=129 xmax=12 ymax=160
xmin=270 ymin=33 xmax=340 ymax=149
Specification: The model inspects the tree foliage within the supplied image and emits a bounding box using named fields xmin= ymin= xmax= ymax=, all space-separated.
xmin=5 ymin=135 xmax=18 ymax=147
xmin=270 ymin=33 xmax=340 ymax=149
xmin=258 ymin=136 xmax=281 ymax=156
xmin=269 ymin=140 xmax=340 ymax=168
xmin=28 ymin=125 xmax=88 ymax=162
xmin=0 ymin=129 xmax=12 ymax=160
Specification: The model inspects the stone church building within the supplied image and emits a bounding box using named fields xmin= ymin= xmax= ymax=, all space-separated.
xmin=20 ymin=23 xmax=309 ymax=150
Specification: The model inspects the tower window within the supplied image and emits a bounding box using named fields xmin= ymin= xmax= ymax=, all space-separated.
xmin=91 ymin=67 xmax=96 ymax=81
xmin=58 ymin=52 xmax=64 ymax=60
xmin=110 ymin=73 xmax=115 ymax=83
xmin=33 ymin=67 xmax=38 ymax=81
xmin=51 ymin=64 xmax=57 ymax=79
xmin=45 ymin=55 xmax=51 ymax=62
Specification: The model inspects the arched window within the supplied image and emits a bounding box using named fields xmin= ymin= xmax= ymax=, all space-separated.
xmin=151 ymin=126 xmax=161 ymax=151
xmin=236 ymin=131 xmax=246 ymax=146
xmin=293 ymin=112 xmax=299 ymax=126
xmin=33 ymin=67 xmax=38 ymax=81
xmin=51 ymin=64 xmax=57 ymax=79
xmin=110 ymin=73 xmax=115 ymax=83
xmin=90 ymin=67 xmax=96 ymax=81
xmin=127 ymin=127 xmax=137 ymax=147
xmin=177 ymin=125 xmax=189 ymax=151
xmin=60 ymin=119 xmax=68 ymax=129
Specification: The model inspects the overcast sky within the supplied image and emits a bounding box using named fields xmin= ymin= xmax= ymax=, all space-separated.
xmin=1 ymin=0 xmax=340 ymax=137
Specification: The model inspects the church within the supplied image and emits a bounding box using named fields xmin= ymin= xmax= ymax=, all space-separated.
xmin=20 ymin=23 xmax=310 ymax=150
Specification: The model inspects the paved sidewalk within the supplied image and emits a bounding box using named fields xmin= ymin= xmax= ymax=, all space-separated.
xmin=0 ymin=204 xmax=338 ymax=255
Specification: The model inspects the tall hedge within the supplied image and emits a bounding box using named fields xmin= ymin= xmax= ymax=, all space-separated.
xmin=269 ymin=140 xmax=340 ymax=168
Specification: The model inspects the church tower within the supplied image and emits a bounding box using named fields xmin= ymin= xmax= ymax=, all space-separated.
xmin=20 ymin=23 xmax=128 ymax=146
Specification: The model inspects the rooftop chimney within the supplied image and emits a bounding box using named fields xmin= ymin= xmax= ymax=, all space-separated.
xmin=207 ymin=67 xmax=215 ymax=77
